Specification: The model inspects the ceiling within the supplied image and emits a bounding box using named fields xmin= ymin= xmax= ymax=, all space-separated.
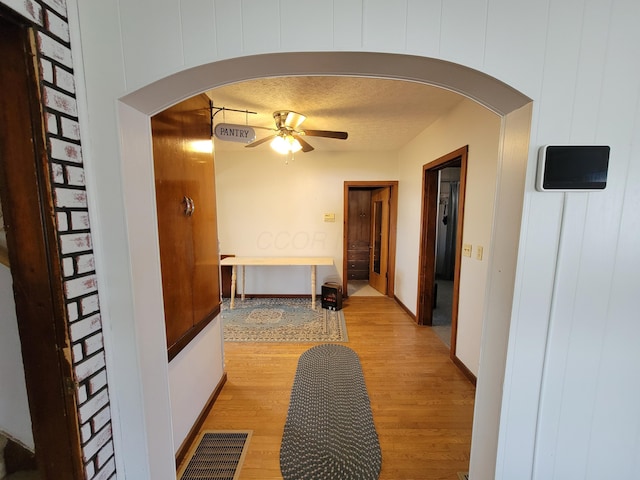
xmin=207 ymin=76 xmax=465 ymax=154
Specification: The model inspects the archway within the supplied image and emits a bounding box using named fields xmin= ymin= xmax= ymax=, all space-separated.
xmin=117 ymin=51 xmax=532 ymax=479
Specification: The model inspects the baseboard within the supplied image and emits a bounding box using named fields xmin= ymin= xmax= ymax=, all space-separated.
xmin=393 ymin=295 xmax=417 ymax=321
xmin=451 ymin=354 xmax=477 ymax=386
xmin=175 ymin=372 xmax=228 ymax=468
xmin=224 ymin=294 xmax=319 ymax=299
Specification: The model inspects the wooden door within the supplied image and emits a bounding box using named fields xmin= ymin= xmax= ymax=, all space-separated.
xmin=151 ymin=94 xmax=221 ymax=360
xmin=346 ymin=189 xmax=371 ymax=280
xmin=369 ymin=187 xmax=390 ymax=294
xmin=0 ymin=14 xmax=83 ymax=478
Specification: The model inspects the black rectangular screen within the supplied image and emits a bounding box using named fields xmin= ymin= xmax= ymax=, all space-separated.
xmin=538 ymin=145 xmax=610 ymax=191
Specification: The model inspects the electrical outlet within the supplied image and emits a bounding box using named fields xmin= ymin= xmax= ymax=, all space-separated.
xmin=476 ymin=245 xmax=483 ymax=260
xmin=462 ymin=244 xmax=472 ymax=257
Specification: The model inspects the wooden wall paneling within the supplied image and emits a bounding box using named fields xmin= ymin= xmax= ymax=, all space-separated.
xmin=151 ymin=94 xmax=220 ymax=359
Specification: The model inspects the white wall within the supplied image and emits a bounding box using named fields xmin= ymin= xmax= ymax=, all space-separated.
xmin=70 ymin=1 xmax=640 ymax=480
xmin=215 ymin=149 xmax=398 ymax=292
xmin=0 ymin=265 xmax=33 ymax=449
xmin=168 ymin=318 xmax=224 ymax=453
xmin=396 ymin=99 xmax=501 ymax=375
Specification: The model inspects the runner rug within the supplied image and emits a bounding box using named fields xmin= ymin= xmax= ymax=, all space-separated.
xmin=221 ymin=297 xmax=348 ymax=342
xmin=280 ymin=344 xmax=381 ymax=480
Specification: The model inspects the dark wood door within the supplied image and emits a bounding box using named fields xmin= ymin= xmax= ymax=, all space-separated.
xmin=0 ymin=14 xmax=83 ymax=479
xmin=346 ymin=189 xmax=371 ymax=280
xmin=151 ymin=94 xmax=221 ymax=359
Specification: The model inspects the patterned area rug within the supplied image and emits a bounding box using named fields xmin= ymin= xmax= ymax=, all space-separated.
xmin=221 ymin=297 xmax=348 ymax=342
xmin=280 ymin=344 xmax=381 ymax=480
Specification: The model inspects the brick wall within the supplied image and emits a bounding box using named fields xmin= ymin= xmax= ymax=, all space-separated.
xmin=2 ymin=0 xmax=117 ymax=479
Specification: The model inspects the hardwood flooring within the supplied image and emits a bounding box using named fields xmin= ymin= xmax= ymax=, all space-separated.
xmin=194 ymin=296 xmax=475 ymax=480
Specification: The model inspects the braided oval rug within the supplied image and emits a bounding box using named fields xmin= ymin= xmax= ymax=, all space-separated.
xmin=280 ymin=344 xmax=382 ymax=480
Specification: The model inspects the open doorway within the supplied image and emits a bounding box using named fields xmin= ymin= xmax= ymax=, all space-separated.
xmin=416 ymin=147 xmax=468 ymax=357
xmin=343 ymin=181 xmax=398 ymax=298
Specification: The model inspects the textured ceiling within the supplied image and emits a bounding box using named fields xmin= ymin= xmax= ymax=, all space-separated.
xmin=207 ymin=76 xmax=465 ymax=154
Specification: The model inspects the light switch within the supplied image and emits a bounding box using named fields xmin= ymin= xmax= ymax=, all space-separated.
xmin=323 ymin=213 xmax=336 ymax=222
xmin=463 ymin=244 xmax=472 ymax=257
xmin=476 ymin=245 xmax=484 ymax=261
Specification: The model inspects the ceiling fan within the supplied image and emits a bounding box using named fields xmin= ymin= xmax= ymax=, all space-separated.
xmin=246 ymin=110 xmax=348 ymax=153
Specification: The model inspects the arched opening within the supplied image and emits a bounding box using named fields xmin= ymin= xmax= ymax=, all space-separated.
xmin=116 ymin=51 xmax=532 ymax=479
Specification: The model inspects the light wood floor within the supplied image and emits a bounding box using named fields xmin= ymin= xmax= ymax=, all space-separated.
xmin=195 ymin=296 xmax=475 ymax=480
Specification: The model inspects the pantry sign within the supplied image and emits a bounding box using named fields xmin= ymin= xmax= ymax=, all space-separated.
xmin=213 ymin=123 xmax=256 ymax=144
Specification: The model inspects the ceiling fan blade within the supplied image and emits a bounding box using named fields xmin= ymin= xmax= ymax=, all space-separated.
xmin=302 ymin=129 xmax=348 ymax=140
xmin=245 ymin=134 xmax=276 ymax=148
xmin=293 ymin=134 xmax=314 ymax=153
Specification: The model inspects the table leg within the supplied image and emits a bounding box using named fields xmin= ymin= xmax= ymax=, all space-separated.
xmin=311 ymin=265 xmax=316 ymax=310
xmin=230 ymin=265 xmax=237 ymax=309
xmin=241 ymin=265 xmax=246 ymax=301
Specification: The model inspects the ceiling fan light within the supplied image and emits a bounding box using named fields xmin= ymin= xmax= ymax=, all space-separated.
xmin=271 ymin=134 xmax=302 ymax=154
xmin=289 ymin=137 xmax=302 ymax=153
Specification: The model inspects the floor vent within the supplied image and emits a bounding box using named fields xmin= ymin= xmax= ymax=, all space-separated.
xmin=178 ymin=430 xmax=252 ymax=480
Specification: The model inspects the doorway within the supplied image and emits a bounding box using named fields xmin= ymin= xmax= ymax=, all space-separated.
xmin=0 ymin=12 xmax=83 ymax=479
xmin=416 ymin=147 xmax=468 ymax=357
xmin=343 ymin=181 xmax=398 ymax=298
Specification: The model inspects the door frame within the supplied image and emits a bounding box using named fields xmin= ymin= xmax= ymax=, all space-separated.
xmin=343 ymin=181 xmax=398 ymax=298
xmin=416 ymin=146 xmax=468 ymax=355
xmin=0 ymin=12 xmax=84 ymax=479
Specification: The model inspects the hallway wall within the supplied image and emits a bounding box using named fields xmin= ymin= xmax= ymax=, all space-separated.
xmin=397 ymin=99 xmax=501 ymax=375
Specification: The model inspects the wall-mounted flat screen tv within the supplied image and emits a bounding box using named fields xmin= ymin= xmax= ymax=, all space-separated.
xmin=537 ymin=145 xmax=610 ymax=192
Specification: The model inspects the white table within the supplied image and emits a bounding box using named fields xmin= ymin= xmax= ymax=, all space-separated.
xmin=220 ymin=256 xmax=334 ymax=310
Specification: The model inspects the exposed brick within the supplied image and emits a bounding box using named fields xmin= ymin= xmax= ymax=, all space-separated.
xmin=40 ymin=0 xmax=66 ymax=17
xmin=91 ymin=457 xmax=115 ymax=480
xmin=77 ymin=383 xmax=88 ymax=404
xmin=70 ymin=313 xmax=101 ymax=341
xmin=45 ymin=8 xmax=70 ymax=42
xmin=41 ymin=58 xmax=54 ymax=83
xmin=37 ymin=32 xmax=72 ymax=67
xmin=65 ymin=274 xmax=98 ymax=299
xmin=66 ymin=301 xmax=79 ymax=322
xmin=81 ymin=422 xmax=93 ymax=444
xmin=63 ymin=256 xmax=74 ymax=277
xmin=55 ymin=65 xmax=75 ymax=93
xmin=51 ymin=162 xmax=64 ymax=184
xmin=76 ymin=254 xmax=95 ymax=275
xmin=73 ymin=342 xmax=84 ymax=363
xmin=96 ymin=441 xmax=114 ymax=469
xmin=89 ymin=370 xmax=107 ymax=394
xmin=61 ymin=116 xmax=80 ymax=140
xmin=84 ymin=332 xmax=103 ymax=357
xmin=66 ymin=165 xmax=85 ymax=186
xmin=92 ymin=407 xmax=111 ymax=433
xmin=84 ymin=458 xmax=95 ymax=479
xmin=80 ymin=294 xmax=100 ymax=315
xmin=51 ymin=137 xmax=82 ymax=163
xmin=75 ymin=351 xmax=105 ymax=383
xmin=60 ymin=232 xmax=92 ymax=254
xmin=6 ymin=3 xmax=116 ymax=478
xmin=85 ymin=425 xmax=111 ymax=459
xmin=71 ymin=211 xmax=91 ymax=230
xmin=43 ymin=85 xmax=77 ymax=116
xmin=78 ymin=388 xmax=109 ymax=424
xmin=56 ymin=188 xmax=87 ymax=208
xmin=46 ymin=112 xmax=58 ymax=134
xmin=56 ymin=211 xmax=69 ymax=231
xmin=3 ymin=0 xmax=43 ymax=25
